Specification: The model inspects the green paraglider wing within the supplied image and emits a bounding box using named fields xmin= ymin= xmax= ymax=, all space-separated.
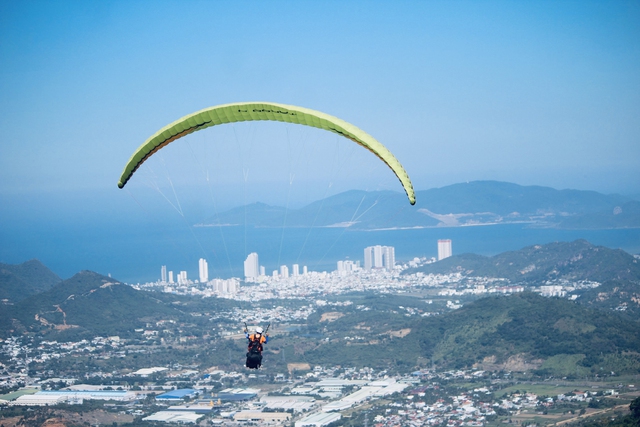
xmin=117 ymin=102 xmax=416 ymax=205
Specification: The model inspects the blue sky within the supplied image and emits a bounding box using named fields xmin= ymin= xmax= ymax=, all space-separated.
xmin=1 ymin=1 xmax=639 ymax=277
xmin=2 ymin=1 xmax=639 ymax=196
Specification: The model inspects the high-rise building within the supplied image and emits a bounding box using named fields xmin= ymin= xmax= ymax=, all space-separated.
xmin=373 ymin=245 xmax=384 ymax=268
xmin=161 ymin=265 xmax=167 ymax=283
xmin=303 ymin=266 xmax=308 ymax=275
xmin=337 ymin=260 xmax=359 ymax=274
xmin=244 ymin=253 xmax=259 ymax=279
xmin=280 ymin=265 xmax=289 ymax=279
xmin=199 ymin=258 xmax=209 ymax=283
xmin=383 ymin=246 xmax=395 ymax=270
xmin=438 ymin=239 xmax=452 ymax=260
xmin=292 ymin=264 xmax=300 ymax=277
xmin=178 ymin=271 xmax=188 ymax=285
xmin=364 ymin=245 xmax=395 ymax=270
xmin=260 ymin=266 xmax=266 ymax=276
xmin=364 ymin=247 xmax=373 ymax=270
xmin=169 ymin=271 xmax=174 ymax=284
xmin=210 ymin=278 xmax=240 ymax=295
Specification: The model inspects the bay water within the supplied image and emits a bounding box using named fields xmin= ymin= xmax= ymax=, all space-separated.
xmin=3 ymin=217 xmax=638 ymax=284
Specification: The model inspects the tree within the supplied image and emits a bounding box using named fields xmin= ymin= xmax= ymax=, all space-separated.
xmin=630 ymin=396 xmax=640 ymax=420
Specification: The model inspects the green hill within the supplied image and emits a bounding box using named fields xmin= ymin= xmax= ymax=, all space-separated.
xmin=579 ymin=279 xmax=640 ymax=316
xmin=278 ymin=290 xmax=640 ymax=376
xmin=4 ymin=271 xmax=183 ymax=338
xmin=295 ymin=292 xmax=640 ymax=376
xmin=411 ymin=292 xmax=640 ymax=373
xmin=406 ymin=240 xmax=640 ymax=284
xmin=0 ymin=259 xmax=61 ymax=303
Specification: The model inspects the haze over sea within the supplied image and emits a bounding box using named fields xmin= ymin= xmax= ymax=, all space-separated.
xmin=3 ymin=215 xmax=638 ymax=284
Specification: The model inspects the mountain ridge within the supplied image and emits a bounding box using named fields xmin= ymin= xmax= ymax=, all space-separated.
xmin=198 ymin=181 xmax=638 ymax=230
xmin=0 ymin=259 xmax=61 ymax=303
xmin=5 ymin=270 xmax=183 ymax=338
xmin=411 ymin=292 xmax=640 ymax=372
xmin=406 ymin=239 xmax=640 ymax=284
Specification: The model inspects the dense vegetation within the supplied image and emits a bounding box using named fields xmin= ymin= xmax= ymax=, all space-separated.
xmin=410 ymin=292 xmax=640 ymax=373
xmin=571 ymin=396 xmax=640 ymax=427
xmin=406 ymin=240 xmax=640 ymax=284
xmin=579 ymin=279 xmax=640 ymax=316
xmin=0 ymin=259 xmax=61 ymax=303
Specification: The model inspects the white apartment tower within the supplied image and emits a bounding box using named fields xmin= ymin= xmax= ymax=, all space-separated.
xmin=364 ymin=247 xmax=373 ymax=270
xmin=337 ymin=260 xmax=359 ymax=274
xmin=280 ymin=265 xmax=289 ymax=279
xmin=178 ymin=271 xmax=188 ymax=285
xmin=244 ymin=252 xmax=259 ymax=279
xmin=438 ymin=239 xmax=452 ymax=260
xmin=364 ymin=245 xmax=395 ymax=270
xmin=292 ymin=264 xmax=300 ymax=277
xmin=373 ymin=245 xmax=384 ymax=268
xmin=383 ymin=246 xmax=395 ymax=270
xmin=161 ymin=265 xmax=167 ymax=283
xmin=198 ymin=258 xmax=209 ymax=283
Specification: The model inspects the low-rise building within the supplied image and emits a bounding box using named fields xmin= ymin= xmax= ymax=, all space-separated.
xmin=295 ymin=411 xmax=341 ymax=427
xmin=233 ymin=410 xmax=291 ymax=423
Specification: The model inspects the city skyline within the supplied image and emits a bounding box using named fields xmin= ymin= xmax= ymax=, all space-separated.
xmin=165 ymin=242 xmax=417 ymax=285
xmin=157 ymin=237 xmax=456 ymax=285
xmin=364 ymin=245 xmax=395 ymax=271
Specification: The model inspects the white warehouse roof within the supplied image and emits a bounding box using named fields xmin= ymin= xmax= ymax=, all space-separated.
xmin=295 ymin=411 xmax=341 ymax=427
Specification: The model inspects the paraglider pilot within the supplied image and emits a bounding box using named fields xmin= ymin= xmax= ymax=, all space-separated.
xmin=245 ymin=325 xmax=269 ymax=369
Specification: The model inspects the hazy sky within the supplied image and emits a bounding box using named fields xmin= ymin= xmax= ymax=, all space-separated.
xmin=2 ymin=1 xmax=639 ymax=196
xmin=1 ymin=0 xmax=639 ymax=278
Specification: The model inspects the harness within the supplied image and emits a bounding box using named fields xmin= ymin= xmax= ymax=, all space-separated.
xmin=248 ymin=334 xmax=264 ymax=354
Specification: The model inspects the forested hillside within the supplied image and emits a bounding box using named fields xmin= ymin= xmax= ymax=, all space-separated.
xmin=4 ymin=271 xmax=182 ymax=338
xmin=406 ymin=240 xmax=640 ymax=284
xmin=0 ymin=259 xmax=61 ymax=303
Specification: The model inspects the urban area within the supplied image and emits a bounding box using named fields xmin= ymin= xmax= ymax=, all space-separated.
xmin=1 ymin=240 xmax=630 ymax=426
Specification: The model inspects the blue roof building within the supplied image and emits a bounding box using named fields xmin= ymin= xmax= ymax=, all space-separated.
xmin=155 ymin=389 xmax=198 ymax=401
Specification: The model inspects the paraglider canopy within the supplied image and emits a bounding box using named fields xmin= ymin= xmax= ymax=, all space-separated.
xmin=117 ymin=102 xmax=415 ymax=205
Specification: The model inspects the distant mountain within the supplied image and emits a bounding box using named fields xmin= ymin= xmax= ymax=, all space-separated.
xmin=415 ymin=181 xmax=629 ymax=216
xmin=198 ymin=181 xmax=638 ymax=229
xmin=4 ymin=271 xmax=183 ymax=338
xmin=557 ymin=200 xmax=640 ymax=229
xmin=0 ymin=259 xmax=61 ymax=303
xmin=405 ymin=239 xmax=640 ymax=284
xmin=198 ymin=190 xmax=439 ymax=229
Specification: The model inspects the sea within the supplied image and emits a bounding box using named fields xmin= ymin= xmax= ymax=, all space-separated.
xmin=3 ymin=218 xmax=639 ymax=284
